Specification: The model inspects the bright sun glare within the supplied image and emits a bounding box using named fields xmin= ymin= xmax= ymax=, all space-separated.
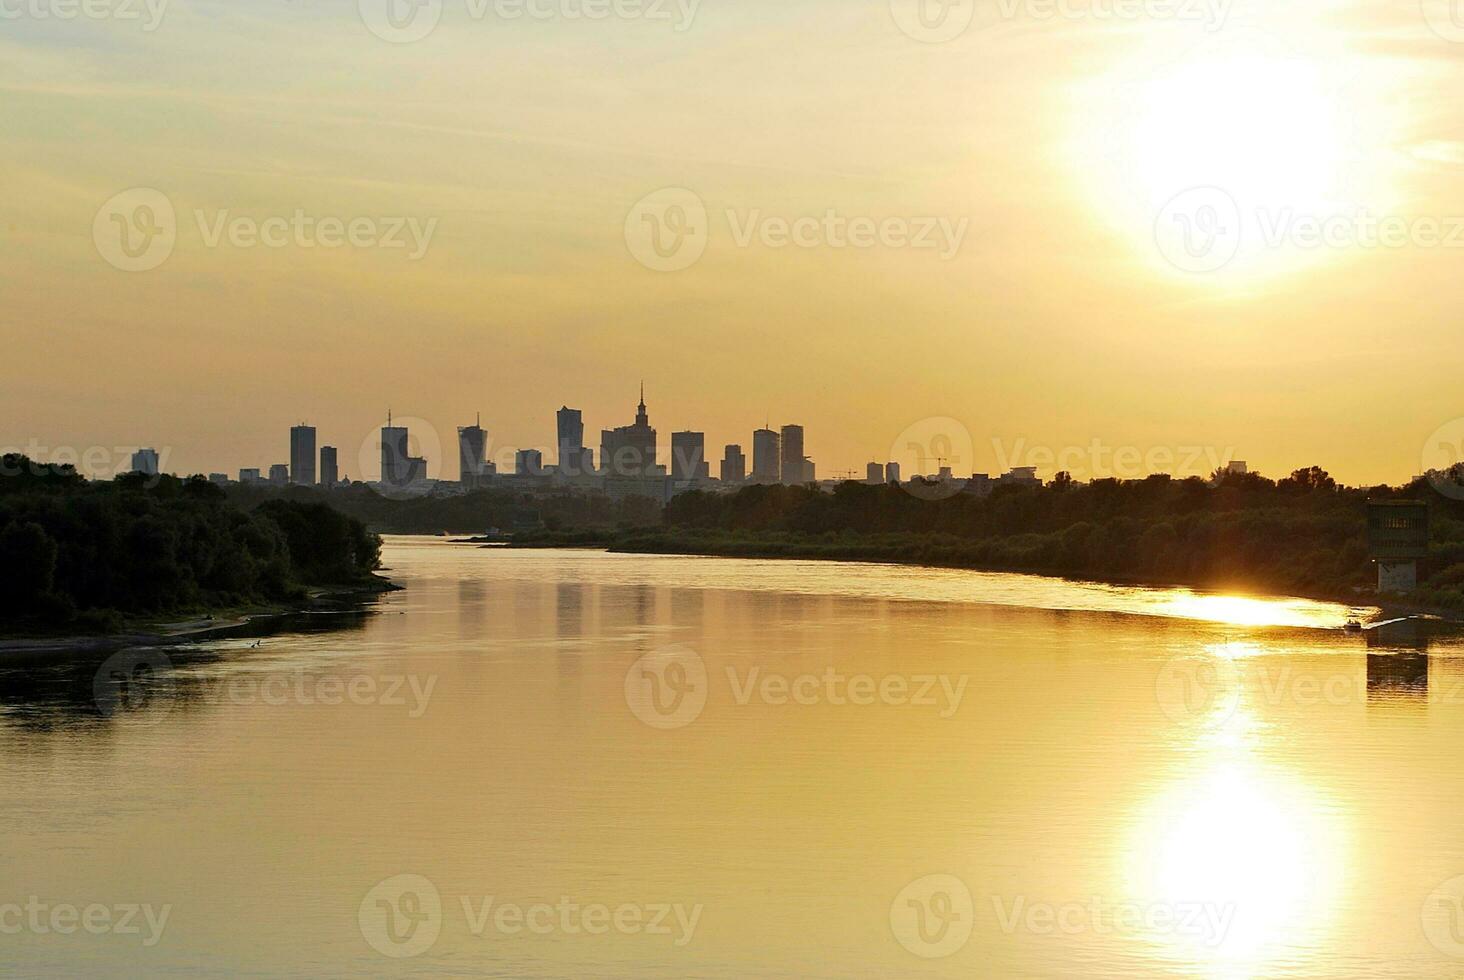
xmin=1082 ymin=28 xmax=1392 ymax=282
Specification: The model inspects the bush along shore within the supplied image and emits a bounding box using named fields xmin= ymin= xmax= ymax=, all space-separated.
xmin=508 ymin=469 xmax=1464 ymax=613
xmin=0 ymin=455 xmax=391 ymax=638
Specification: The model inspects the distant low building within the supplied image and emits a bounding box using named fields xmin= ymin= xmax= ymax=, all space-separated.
xmin=1368 ymin=500 xmax=1429 ymax=593
xmin=516 ymin=449 xmax=544 ymax=477
xmin=239 ymin=468 xmax=261 ymax=484
xmin=268 ymin=463 xmax=289 ymax=486
xmin=130 ymin=448 xmax=159 ymax=476
xmin=320 ymin=446 xmax=339 ymax=488
xmin=208 ymin=473 xmax=229 ymax=486
xmin=721 ymin=445 xmax=746 ymax=484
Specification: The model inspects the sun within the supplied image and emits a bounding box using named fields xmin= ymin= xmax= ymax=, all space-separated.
xmin=1074 ymin=28 xmax=1392 ymax=281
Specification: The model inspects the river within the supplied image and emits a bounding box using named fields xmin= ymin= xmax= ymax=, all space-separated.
xmin=2 ymin=536 xmax=1462 ymax=978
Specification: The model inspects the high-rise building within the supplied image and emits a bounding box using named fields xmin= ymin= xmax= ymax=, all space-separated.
xmin=866 ymin=462 xmax=885 ymax=484
xmin=721 ymin=445 xmax=746 ymax=484
xmin=557 ymin=407 xmax=593 ymax=477
xmin=130 ymin=448 xmax=159 ymax=476
xmin=290 ymin=424 xmax=316 ymax=485
xmin=459 ymin=416 xmax=489 ymax=487
xmin=885 ymin=461 xmax=901 ymax=485
xmin=751 ymin=428 xmax=781 ymax=484
xmin=671 ymin=431 xmax=709 ymax=483
xmin=269 ymin=463 xmax=289 ymax=486
xmin=780 ymin=425 xmax=804 ymax=485
xmin=320 ymin=446 xmax=339 ymax=488
xmin=381 ymin=412 xmax=409 ymax=486
xmin=600 ymin=385 xmax=661 ymax=478
xmin=239 ymin=468 xmax=261 ymax=484
xmin=516 ymin=449 xmax=544 ymax=476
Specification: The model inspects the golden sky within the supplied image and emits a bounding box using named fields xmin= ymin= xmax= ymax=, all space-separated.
xmin=2 ymin=0 xmax=1462 ymax=484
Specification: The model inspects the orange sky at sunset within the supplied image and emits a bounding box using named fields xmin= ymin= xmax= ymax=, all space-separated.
xmin=3 ymin=0 xmax=1462 ymax=484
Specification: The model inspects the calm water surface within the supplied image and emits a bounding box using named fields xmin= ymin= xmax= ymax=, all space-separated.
xmin=3 ymin=537 xmax=1463 ymax=978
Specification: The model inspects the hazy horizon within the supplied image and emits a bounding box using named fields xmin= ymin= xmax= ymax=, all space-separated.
xmin=4 ymin=0 xmax=1463 ymax=484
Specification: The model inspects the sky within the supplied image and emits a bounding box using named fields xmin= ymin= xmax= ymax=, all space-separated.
xmin=2 ymin=0 xmax=1462 ymax=485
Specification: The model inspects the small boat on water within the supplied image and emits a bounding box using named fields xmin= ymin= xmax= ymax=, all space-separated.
xmin=1344 ymin=619 xmax=1364 ymax=632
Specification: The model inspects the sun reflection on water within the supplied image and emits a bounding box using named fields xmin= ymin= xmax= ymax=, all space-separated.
xmin=1128 ymin=709 xmax=1349 ymax=978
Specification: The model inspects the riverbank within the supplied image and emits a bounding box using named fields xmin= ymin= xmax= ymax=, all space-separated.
xmin=494 ymin=528 xmax=1457 ymax=622
xmin=0 ymin=578 xmax=399 ymax=658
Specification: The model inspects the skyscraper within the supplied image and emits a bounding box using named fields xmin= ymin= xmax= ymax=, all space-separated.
xmin=784 ymin=421 xmax=808 ymax=483
xmin=290 ymin=424 xmax=316 ymax=485
xmin=381 ymin=412 xmax=409 ymax=486
xmin=600 ymin=385 xmax=660 ymax=478
xmin=557 ymin=406 xmax=592 ymax=477
xmin=885 ymin=461 xmax=901 ymax=485
xmin=130 ymin=448 xmax=159 ymax=476
xmin=459 ymin=416 xmax=489 ymax=487
xmin=721 ymin=444 xmax=746 ymax=484
xmin=751 ymin=427 xmax=780 ymax=484
xmin=866 ymin=462 xmax=885 ymax=484
xmin=671 ymin=431 xmax=709 ymax=483
xmin=320 ymin=446 xmax=339 ymax=488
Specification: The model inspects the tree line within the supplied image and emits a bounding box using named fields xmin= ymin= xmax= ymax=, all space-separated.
xmin=0 ymin=455 xmax=381 ymax=632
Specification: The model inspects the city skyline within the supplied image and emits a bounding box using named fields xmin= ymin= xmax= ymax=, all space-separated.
xmin=4 ymin=5 xmax=1461 ymax=490
xmin=23 ymin=380 xmax=1452 ymax=488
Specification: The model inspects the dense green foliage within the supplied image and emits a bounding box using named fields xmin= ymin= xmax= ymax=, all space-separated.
xmin=0 ymin=456 xmax=381 ymax=631
xmin=225 ymin=482 xmax=662 ymax=535
xmin=615 ymin=469 xmax=1464 ymax=607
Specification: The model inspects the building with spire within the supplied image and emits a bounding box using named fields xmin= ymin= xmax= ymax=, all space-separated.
xmin=458 ymin=414 xmax=492 ymax=488
xmin=600 ymin=384 xmax=667 ymax=500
